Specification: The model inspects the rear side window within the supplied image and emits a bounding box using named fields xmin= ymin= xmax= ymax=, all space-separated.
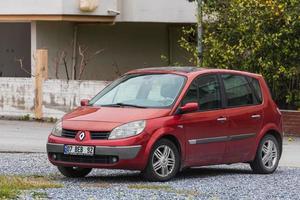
xmin=222 ymin=74 xmax=255 ymax=107
xmin=248 ymin=78 xmax=263 ymax=104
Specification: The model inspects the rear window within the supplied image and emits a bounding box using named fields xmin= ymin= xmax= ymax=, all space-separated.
xmin=221 ymin=74 xmax=255 ymax=107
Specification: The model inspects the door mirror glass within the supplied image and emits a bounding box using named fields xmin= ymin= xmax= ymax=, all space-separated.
xmin=178 ymin=102 xmax=199 ymax=114
xmin=80 ymin=99 xmax=89 ymax=106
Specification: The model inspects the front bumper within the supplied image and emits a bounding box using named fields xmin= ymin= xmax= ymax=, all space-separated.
xmin=47 ymin=143 xmax=141 ymax=159
xmin=47 ymin=131 xmax=151 ymax=170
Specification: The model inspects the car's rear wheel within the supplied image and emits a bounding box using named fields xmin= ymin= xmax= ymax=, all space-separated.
xmin=57 ymin=166 xmax=92 ymax=178
xmin=250 ymin=134 xmax=280 ymax=174
xmin=142 ymin=139 xmax=180 ymax=182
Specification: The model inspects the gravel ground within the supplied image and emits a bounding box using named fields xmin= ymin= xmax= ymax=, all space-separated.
xmin=1 ymin=153 xmax=300 ymax=200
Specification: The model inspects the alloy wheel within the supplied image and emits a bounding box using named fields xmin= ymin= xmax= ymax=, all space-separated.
xmin=152 ymin=145 xmax=176 ymax=177
xmin=261 ymin=140 xmax=278 ymax=169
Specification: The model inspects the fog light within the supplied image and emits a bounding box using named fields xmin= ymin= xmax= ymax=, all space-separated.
xmin=112 ymin=157 xmax=118 ymax=163
xmin=52 ymin=154 xmax=57 ymax=160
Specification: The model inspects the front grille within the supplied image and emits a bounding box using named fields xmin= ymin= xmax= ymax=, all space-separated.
xmin=51 ymin=153 xmax=115 ymax=164
xmin=61 ymin=129 xmax=77 ymax=138
xmin=90 ymin=131 xmax=110 ymax=140
xmin=61 ymin=129 xmax=110 ymax=140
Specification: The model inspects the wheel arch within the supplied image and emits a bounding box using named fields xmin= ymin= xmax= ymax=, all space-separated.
xmin=263 ymin=129 xmax=283 ymax=157
xmin=144 ymin=128 xmax=186 ymax=170
xmin=158 ymin=134 xmax=182 ymax=158
xmin=257 ymin=123 xmax=283 ymax=157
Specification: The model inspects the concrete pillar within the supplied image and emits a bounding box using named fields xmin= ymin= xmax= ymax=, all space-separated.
xmin=31 ymin=22 xmax=37 ymax=76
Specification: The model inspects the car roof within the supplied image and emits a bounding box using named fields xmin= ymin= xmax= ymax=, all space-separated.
xmin=127 ymin=67 xmax=207 ymax=77
xmin=130 ymin=66 xmax=205 ymax=73
xmin=127 ymin=66 xmax=262 ymax=79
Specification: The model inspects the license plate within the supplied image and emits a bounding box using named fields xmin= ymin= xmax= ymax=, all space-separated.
xmin=64 ymin=145 xmax=95 ymax=156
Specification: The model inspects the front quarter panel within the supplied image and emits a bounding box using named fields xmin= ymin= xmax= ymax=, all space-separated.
xmin=143 ymin=116 xmax=186 ymax=169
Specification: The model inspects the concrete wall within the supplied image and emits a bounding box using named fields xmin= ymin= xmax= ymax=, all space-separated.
xmin=0 ymin=0 xmax=196 ymax=23
xmin=43 ymin=79 xmax=108 ymax=118
xmin=36 ymin=22 xmax=74 ymax=80
xmin=0 ymin=0 xmax=117 ymax=16
xmin=0 ymin=78 xmax=108 ymax=119
xmin=0 ymin=78 xmax=35 ymax=118
xmin=76 ymin=22 xmax=170 ymax=80
xmin=0 ymin=23 xmax=31 ymax=77
xmin=117 ymin=0 xmax=197 ymax=23
xmin=36 ymin=22 xmax=191 ymax=80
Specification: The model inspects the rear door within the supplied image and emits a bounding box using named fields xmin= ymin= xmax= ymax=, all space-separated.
xmin=221 ymin=74 xmax=264 ymax=163
xmin=178 ymin=74 xmax=229 ymax=165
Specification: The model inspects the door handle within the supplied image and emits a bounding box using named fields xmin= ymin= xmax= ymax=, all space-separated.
xmin=251 ymin=114 xmax=261 ymax=119
xmin=217 ymin=117 xmax=227 ymax=122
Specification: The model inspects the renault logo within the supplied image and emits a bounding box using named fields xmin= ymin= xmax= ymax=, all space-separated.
xmin=79 ymin=132 xmax=85 ymax=141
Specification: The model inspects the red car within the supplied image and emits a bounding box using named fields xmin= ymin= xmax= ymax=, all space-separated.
xmin=47 ymin=67 xmax=283 ymax=181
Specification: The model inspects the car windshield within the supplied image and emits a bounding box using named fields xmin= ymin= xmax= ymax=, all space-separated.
xmin=89 ymin=73 xmax=186 ymax=108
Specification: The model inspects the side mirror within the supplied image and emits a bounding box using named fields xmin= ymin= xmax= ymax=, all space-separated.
xmin=177 ymin=102 xmax=199 ymax=114
xmin=80 ymin=99 xmax=89 ymax=106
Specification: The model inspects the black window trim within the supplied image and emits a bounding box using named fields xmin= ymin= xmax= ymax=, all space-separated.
xmin=179 ymin=73 xmax=224 ymax=113
xmin=246 ymin=76 xmax=264 ymax=105
xmin=220 ymin=73 xmax=263 ymax=109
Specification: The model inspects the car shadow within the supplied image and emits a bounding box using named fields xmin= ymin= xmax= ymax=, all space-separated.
xmin=59 ymin=165 xmax=255 ymax=183
xmin=175 ymin=166 xmax=253 ymax=180
xmin=61 ymin=171 xmax=143 ymax=183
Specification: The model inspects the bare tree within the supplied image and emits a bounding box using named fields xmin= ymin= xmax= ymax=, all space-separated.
xmin=52 ymin=44 xmax=103 ymax=80
xmin=61 ymin=51 xmax=70 ymax=81
xmin=53 ymin=51 xmax=63 ymax=79
xmin=15 ymin=58 xmax=36 ymax=77
xmin=78 ymin=45 xmax=103 ymax=80
xmin=53 ymin=50 xmax=70 ymax=81
xmin=112 ymin=61 xmax=122 ymax=77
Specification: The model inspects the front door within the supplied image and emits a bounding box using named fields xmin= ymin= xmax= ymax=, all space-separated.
xmin=178 ymin=74 xmax=228 ymax=166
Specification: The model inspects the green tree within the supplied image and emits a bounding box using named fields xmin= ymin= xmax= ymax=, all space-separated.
xmin=181 ymin=0 xmax=300 ymax=109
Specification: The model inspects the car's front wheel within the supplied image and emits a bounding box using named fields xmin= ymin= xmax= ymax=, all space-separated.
xmin=142 ymin=139 xmax=180 ymax=181
xmin=250 ymin=134 xmax=280 ymax=174
xmin=57 ymin=166 xmax=92 ymax=178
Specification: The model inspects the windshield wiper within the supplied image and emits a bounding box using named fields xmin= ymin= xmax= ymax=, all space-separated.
xmin=102 ymin=103 xmax=147 ymax=108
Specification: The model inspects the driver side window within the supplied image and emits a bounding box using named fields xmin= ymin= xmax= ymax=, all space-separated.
xmin=181 ymin=74 xmax=222 ymax=111
xmin=181 ymin=82 xmax=198 ymax=106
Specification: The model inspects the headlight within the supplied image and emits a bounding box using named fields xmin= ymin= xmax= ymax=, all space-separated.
xmin=109 ymin=120 xmax=146 ymax=139
xmin=51 ymin=120 xmax=62 ymax=137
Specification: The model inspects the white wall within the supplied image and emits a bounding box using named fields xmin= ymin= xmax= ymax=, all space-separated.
xmin=0 ymin=0 xmax=196 ymax=23
xmin=43 ymin=79 xmax=108 ymax=118
xmin=0 ymin=78 xmax=35 ymax=118
xmin=0 ymin=78 xmax=108 ymax=119
xmin=0 ymin=0 xmax=117 ymax=16
xmin=117 ymin=0 xmax=197 ymax=23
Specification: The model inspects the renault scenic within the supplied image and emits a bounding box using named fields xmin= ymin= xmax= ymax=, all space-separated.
xmin=47 ymin=67 xmax=283 ymax=181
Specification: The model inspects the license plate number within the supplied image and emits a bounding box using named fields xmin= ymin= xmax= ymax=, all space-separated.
xmin=64 ymin=145 xmax=94 ymax=156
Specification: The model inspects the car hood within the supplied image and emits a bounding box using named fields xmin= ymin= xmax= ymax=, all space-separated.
xmin=63 ymin=106 xmax=171 ymax=124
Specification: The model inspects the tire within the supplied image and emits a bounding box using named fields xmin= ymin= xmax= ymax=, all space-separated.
xmin=57 ymin=166 xmax=92 ymax=178
xmin=250 ymin=135 xmax=280 ymax=174
xmin=142 ymin=139 xmax=180 ymax=182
